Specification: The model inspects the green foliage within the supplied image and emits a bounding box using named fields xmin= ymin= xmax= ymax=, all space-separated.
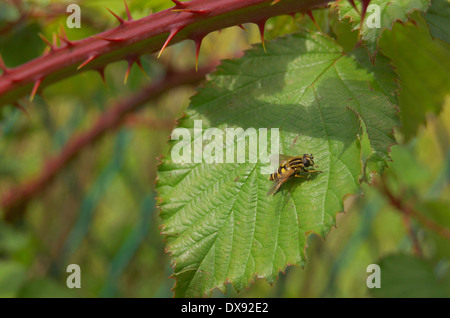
xmin=425 ymin=0 xmax=450 ymax=42
xmin=386 ymin=101 xmax=450 ymax=260
xmin=157 ymin=31 xmax=399 ymax=297
xmin=0 ymin=0 xmax=449 ymax=299
xmin=363 ymin=102 xmax=450 ymax=298
xmin=334 ymin=0 xmax=430 ymax=58
xmin=379 ymin=12 xmax=450 ymax=140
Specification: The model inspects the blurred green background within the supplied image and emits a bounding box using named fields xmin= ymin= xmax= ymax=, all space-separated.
xmin=0 ymin=0 xmax=449 ymax=297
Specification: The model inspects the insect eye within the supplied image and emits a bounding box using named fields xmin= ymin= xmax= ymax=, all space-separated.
xmin=303 ymin=154 xmax=311 ymax=167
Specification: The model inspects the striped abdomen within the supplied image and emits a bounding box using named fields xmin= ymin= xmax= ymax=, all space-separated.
xmin=269 ymin=163 xmax=289 ymax=181
xmin=269 ymin=157 xmax=306 ymax=181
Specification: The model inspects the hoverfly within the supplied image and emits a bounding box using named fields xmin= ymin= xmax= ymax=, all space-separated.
xmin=267 ymin=153 xmax=321 ymax=196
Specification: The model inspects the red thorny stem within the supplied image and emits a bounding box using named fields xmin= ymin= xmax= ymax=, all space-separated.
xmin=0 ymin=0 xmax=334 ymax=107
xmin=1 ymin=64 xmax=216 ymax=222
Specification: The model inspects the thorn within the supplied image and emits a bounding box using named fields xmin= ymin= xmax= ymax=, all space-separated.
xmin=124 ymin=60 xmax=133 ymax=84
xmin=194 ymin=36 xmax=205 ymax=72
xmin=237 ymin=24 xmax=247 ymax=32
xmin=134 ymin=58 xmax=149 ymax=79
xmin=157 ymin=28 xmax=181 ymax=58
xmin=52 ymin=33 xmax=58 ymax=48
xmin=290 ymin=13 xmax=296 ymax=22
xmin=59 ymin=23 xmax=68 ymax=39
xmin=106 ymin=7 xmax=126 ymax=25
xmin=124 ymin=0 xmax=133 ymax=21
xmin=306 ymin=10 xmax=320 ymax=30
xmin=42 ymin=46 xmax=51 ymax=56
xmin=255 ymin=20 xmax=267 ymax=53
xmin=360 ymin=0 xmax=371 ymax=28
xmin=13 ymin=102 xmax=29 ymax=117
xmin=58 ymin=34 xmax=74 ymax=46
xmin=92 ymin=35 xmax=125 ymax=42
xmin=50 ymin=33 xmax=58 ymax=48
xmin=77 ymin=55 xmax=96 ymax=70
xmin=347 ymin=0 xmax=360 ymax=13
xmin=97 ymin=68 xmax=106 ymax=84
xmin=0 ymin=53 xmax=9 ymax=74
xmin=30 ymin=78 xmax=42 ymax=102
xmin=271 ymin=0 xmax=281 ymax=5
xmin=124 ymin=57 xmax=148 ymax=84
xmin=38 ymin=33 xmax=55 ymax=50
xmin=171 ymin=0 xmax=188 ymax=8
xmin=58 ymin=25 xmax=74 ymax=46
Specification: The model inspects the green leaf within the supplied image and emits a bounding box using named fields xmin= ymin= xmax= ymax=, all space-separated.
xmin=379 ymin=13 xmax=450 ymax=140
xmin=157 ymin=32 xmax=399 ymax=297
xmin=425 ymin=0 xmax=450 ymax=42
xmin=333 ymin=0 xmax=430 ymax=58
xmin=371 ymin=254 xmax=450 ymax=297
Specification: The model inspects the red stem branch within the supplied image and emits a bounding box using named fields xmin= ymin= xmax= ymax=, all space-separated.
xmin=0 ymin=0 xmax=331 ymax=107
xmin=379 ymin=178 xmax=450 ymax=241
xmin=1 ymin=64 xmax=216 ymax=222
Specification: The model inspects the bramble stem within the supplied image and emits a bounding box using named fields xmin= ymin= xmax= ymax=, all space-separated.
xmin=0 ymin=0 xmax=330 ymax=108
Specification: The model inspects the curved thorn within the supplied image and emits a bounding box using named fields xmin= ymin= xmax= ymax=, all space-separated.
xmin=135 ymin=58 xmax=149 ymax=79
xmin=58 ymin=34 xmax=74 ymax=46
xmin=237 ymin=24 xmax=247 ymax=32
xmin=360 ymin=0 xmax=371 ymax=29
xmin=194 ymin=36 xmax=204 ymax=72
xmin=271 ymin=0 xmax=281 ymax=5
xmin=124 ymin=0 xmax=133 ymax=21
xmin=38 ymin=33 xmax=55 ymax=50
xmin=59 ymin=23 xmax=68 ymax=40
xmin=347 ymin=0 xmax=360 ymax=13
xmin=106 ymin=7 xmax=126 ymax=25
xmin=13 ymin=102 xmax=29 ymax=117
xmin=290 ymin=13 xmax=296 ymax=22
xmin=77 ymin=55 xmax=96 ymax=70
xmin=124 ymin=57 xmax=148 ymax=83
xmin=157 ymin=28 xmax=181 ymax=58
xmin=306 ymin=10 xmax=320 ymax=30
xmin=97 ymin=68 xmax=106 ymax=84
xmin=124 ymin=60 xmax=133 ymax=84
xmin=42 ymin=46 xmax=51 ymax=56
xmin=52 ymin=33 xmax=58 ymax=48
xmin=58 ymin=24 xmax=74 ymax=46
xmin=171 ymin=0 xmax=187 ymax=8
xmin=255 ymin=20 xmax=267 ymax=53
xmin=30 ymin=78 xmax=42 ymax=102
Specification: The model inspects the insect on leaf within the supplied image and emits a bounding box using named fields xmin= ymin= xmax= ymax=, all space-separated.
xmin=157 ymin=32 xmax=399 ymax=297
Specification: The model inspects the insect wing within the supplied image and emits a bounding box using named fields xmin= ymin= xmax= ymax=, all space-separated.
xmin=270 ymin=154 xmax=296 ymax=167
xmin=266 ymin=169 xmax=294 ymax=196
